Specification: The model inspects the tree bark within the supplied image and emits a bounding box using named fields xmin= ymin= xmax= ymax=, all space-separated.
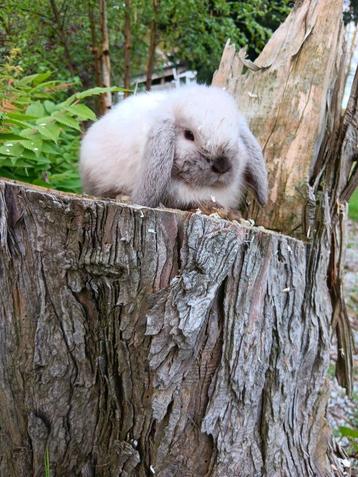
xmin=213 ymin=0 xmax=345 ymax=239
xmin=213 ymin=0 xmax=356 ymax=394
xmin=88 ymin=0 xmax=102 ymax=89
xmin=48 ymin=0 xmax=79 ymax=77
xmin=0 ymin=179 xmax=344 ymax=476
xmin=99 ymin=0 xmax=112 ymax=114
xmin=123 ymin=0 xmax=132 ymax=97
xmin=145 ymin=0 xmax=160 ymax=91
xmin=88 ymin=0 xmax=102 ymax=114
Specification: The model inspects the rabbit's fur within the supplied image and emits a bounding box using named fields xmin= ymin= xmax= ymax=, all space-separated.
xmin=80 ymin=85 xmax=268 ymax=209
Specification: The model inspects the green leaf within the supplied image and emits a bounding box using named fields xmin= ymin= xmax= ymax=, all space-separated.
xmin=36 ymin=121 xmax=62 ymax=141
xmin=2 ymin=117 xmax=33 ymax=128
xmin=65 ymin=104 xmax=96 ymax=121
xmin=18 ymin=139 xmax=43 ymax=155
xmin=338 ymin=426 xmax=358 ymax=439
xmin=44 ymin=100 xmax=57 ymax=114
xmin=0 ymin=157 xmax=18 ymax=167
xmin=32 ymin=71 xmax=53 ymax=85
xmin=27 ymin=155 xmax=51 ymax=166
xmin=10 ymin=158 xmax=36 ymax=168
xmin=19 ymin=128 xmax=39 ymax=139
xmin=0 ymin=133 xmax=24 ymax=142
xmin=26 ymin=102 xmax=45 ymax=117
xmin=52 ymin=112 xmax=81 ymax=130
xmin=32 ymin=178 xmax=51 ymax=188
xmin=30 ymin=80 xmax=70 ymax=93
xmin=6 ymin=112 xmax=38 ymax=121
xmin=15 ymin=72 xmax=54 ymax=88
xmin=0 ymin=143 xmax=24 ymax=156
xmin=41 ymin=142 xmax=61 ymax=155
xmin=63 ymin=86 xmax=125 ymax=105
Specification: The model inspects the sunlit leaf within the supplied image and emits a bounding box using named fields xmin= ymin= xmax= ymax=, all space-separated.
xmin=52 ymin=112 xmax=81 ymax=130
xmin=26 ymin=102 xmax=45 ymax=117
xmin=65 ymin=104 xmax=96 ymax=121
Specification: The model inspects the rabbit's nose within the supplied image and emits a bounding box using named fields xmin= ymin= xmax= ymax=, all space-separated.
xmin=212 ymin=156 xmax=232 ymax=174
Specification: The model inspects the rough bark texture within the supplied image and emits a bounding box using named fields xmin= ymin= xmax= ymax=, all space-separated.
xmin=213 ymin=0 xmax=356 ymax=394
xmin=123 ymin=0 xmax=132 ymax=97
xmin=145 ymin=0 xmax=160 ymax=91
xmin=48 ymin=0 xmax=79 ymax=77
xmin=99 ymin=0 xmax=112 ymax=114
xmin=0 ymin=179 xmax=341 ymax=477
xmin=212 ymin=0 xmax=345 ymax=239
xmin=318 ymin=66 xmax=358 ymax=393
xmin=88 ymin=0 xmax=101 ymax=89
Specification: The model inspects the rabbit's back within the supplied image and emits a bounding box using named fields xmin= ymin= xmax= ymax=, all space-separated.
xmin=80 ymin=91 xmax=168 ymax=196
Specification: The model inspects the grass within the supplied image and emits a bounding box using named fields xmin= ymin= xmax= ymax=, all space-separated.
xmin=44 ymin=447 xmax=51 ymax=477
xmin=348 ymin=188 xmax=358 ymax=221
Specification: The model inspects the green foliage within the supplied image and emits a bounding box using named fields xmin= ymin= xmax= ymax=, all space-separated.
xmin=0 ymin=52 xmax=122 ymax=192
xmin=338 ymin=425 xmax=358 ymax=439
xmin=0 ymin=1 xmax=293 ymax=192
xmin=123 ymin=0 xmax=293 ymax=83
xmin=344 ymin=0 xmax=358 ymax=24
xmin=0 ymin=0 xmax=293 ymax=87
xmin=348 ymin=188 xmax=358 ymax=221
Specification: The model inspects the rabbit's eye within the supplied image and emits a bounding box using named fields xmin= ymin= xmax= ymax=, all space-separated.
xmin=184 ymin=129 xmax=195 ymax=141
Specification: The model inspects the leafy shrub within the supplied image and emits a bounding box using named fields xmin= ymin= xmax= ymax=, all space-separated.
xmin=0 ymin=54 xmax=121 ymax=193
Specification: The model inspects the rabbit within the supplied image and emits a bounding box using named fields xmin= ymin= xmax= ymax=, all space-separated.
xmin=80 ymin=84 xmax=268 ymax=210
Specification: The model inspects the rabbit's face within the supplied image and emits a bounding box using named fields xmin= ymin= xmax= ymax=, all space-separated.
xmin=171 ymin=124 xmax=240 ymax=189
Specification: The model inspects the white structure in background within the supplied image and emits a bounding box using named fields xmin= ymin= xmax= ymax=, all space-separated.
xmin=132 ymin=64 xmax=197 ymax=92
xmin=116 ymin=64 xmax=197 ymax=101
xmin=172 ymin=67 xmax=197 ymax=88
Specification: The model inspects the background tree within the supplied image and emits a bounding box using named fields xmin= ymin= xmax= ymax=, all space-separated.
xmin=0 ymin=0 xmax=293 ymax=97
xmin=123 ymin=0 xmax=132 ymax=95
xmin=99 ymin=0 xmax=112 ymax=112
xmin=145 ymin=0 xmax=160 ymax=90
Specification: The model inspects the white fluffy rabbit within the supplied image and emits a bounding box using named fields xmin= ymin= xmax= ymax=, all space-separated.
xmin=80 ymin=85 xmax=268 ymax=209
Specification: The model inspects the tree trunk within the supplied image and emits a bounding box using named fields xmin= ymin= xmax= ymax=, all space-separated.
xmin=88 ymin=0 xmax=102 ymax=114
xmin=123 ymin=0 xmax=132 ymax=97
xmin=145 ymin=0 xmax=160 ymax=91
xmin=0 ymin=1 xmax=356 ymax=476
xmin=212 ymin=0 xmax=355 ymax=394
xmin=0 ymin=179 xmax=344 ymax=477
xmin=88 ymin=0 xmax=102 ymax=89
xmin=99 ymin=0 xmax=112 ymax=114
xmin=48 ymin=0 xmax=79 ymax=77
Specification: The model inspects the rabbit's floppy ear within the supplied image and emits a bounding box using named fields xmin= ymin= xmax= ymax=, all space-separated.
xmin=240 ymin=123 xmax=268 ymax=206
xmin=132 ymin=118 xmax=176 ymax=207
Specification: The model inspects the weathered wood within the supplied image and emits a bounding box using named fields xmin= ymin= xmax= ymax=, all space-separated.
xmin=0 ymin=179 xmax=342 ymax=476
xmin=317 ymin=66 xmax=358 ymax=394
xmin=213 ymin=0 xmax=345 ymax=239
xmin=213 ymin=0 xmax=357 ymax=395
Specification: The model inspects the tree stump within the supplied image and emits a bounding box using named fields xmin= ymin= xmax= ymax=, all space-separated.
xmin=0 ymin=0 xmax=357 ymax=476
xmin=0 ymin=180 xmax=339 ymax=476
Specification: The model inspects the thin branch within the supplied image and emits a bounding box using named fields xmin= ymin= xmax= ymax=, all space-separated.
xmin=48 ymin=0 xmax=79 ymax=76
xmin=123 ymin=0 xmax=132 ymax=96
xmin=145 ymin=0 xmax=160 ymax=91
xmin=99 ymin=0 xmax=112 ymax=112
